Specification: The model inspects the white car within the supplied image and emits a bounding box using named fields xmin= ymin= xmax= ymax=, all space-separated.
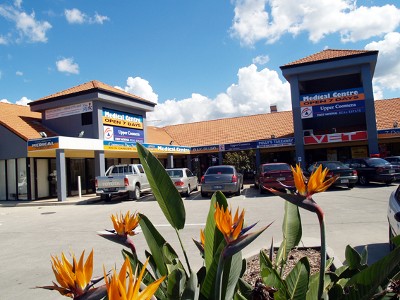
xmin=388 ymin=184 xmax=400 ymax=250
xmin=166 ymin=168 xmax=199 ymax=197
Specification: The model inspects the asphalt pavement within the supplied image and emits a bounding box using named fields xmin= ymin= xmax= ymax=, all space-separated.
xmin=0 ymin=183 xmax=397 ymax=299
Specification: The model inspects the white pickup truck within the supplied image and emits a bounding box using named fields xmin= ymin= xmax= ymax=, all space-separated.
xmin=95 ymin=164 xmax=151 ymax=201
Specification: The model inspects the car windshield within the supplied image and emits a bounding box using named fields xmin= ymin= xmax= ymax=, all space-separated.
xmin=206 ymin=167 xmax=233 ymax=175
xmin=167 ymin=170 xmax=183 ymax=178
xmin=365 ymin=158 xmax=391 ymax=166
xmin=263 ymin=164 xmax=291 ymax=172
xmin=322 ymin=162 xmax=346 ymax=169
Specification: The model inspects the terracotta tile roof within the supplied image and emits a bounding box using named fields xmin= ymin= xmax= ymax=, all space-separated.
xmin=32 ymin=80 xmax=153 ymax=104
xmin=161 ymin=110 xmax=294 ymax=146
xmin=146 ymin=126 xmax=175 ymax=145
xmin=282 ymin=49 xmax=377 ymax=68
xmin=0 ymin=102 xmax=57 ymax=140
xmin=375 ymin=98 xmax=400 ymax=130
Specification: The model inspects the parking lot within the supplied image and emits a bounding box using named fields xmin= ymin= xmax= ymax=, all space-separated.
xmin=0 ymin=182 xmax=397 ymax=299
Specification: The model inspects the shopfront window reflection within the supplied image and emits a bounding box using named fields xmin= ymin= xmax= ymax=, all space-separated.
xmin=17 ymin=158 xmax=27 ymax=200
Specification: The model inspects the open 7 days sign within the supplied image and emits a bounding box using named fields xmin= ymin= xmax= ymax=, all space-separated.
xmin=304 ymin=131 xmax=368 ymax=145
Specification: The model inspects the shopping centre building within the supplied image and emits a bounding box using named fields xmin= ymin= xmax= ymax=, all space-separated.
xmin=1 ymin=49 xmax=399 ymax=201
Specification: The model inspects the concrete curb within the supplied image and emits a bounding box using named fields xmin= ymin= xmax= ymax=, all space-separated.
xmin=0 ymin=196 xmax=102 ymax=207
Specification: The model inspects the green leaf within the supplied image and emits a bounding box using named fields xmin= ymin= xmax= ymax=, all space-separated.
xmin=306 ymin=272 xmax=319 ymax=300
xmin=260 ymin=265 xmax=288 ymax=300
xmin=221 ymin=252 xmax=243 ymax=300
xmin=236 ymin=278 xmax=253 ymax=299
xmin=200 ymin=241 xmax=225 ymax=300
xmin=181 ymin=270 xmax=200 ymax=300
xmin=136 ymin=142 xmax=186 ymax=230
xmin=285 ymin=256 xmax=310 ymax=300
xmin=167 ymin=268 xmax=186 ymax=299
xmin=138 ymin=213 xmax=167 ymax=276
xmin=344 ymin=246 xmax=400 ymax=299
xmin=345 ymin=245 xmax=362 ymax=270
xmin=360 ymin=246 xmax=368 ymax=266
xmin=234 ymin=292 xmax=248 ymax=300
xmin=204 ymin=191 xmax=227 ymax=271
xmin=276 ymin=201 xmax=302 ymax=267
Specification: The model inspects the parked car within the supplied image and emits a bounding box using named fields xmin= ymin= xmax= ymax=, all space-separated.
xmin=306 ymin=161 xmax=358 ymax=189
xmin=388 ymin=184 xmax=400 ymax=250
xmin=166 ymin=168 xmax=199 ymax=196
xmin=200 ymin=165 xmax=244 ymax=197
xmin=95 ymin=164 xmax=151 ymax=201
xmin=385 ymin=156 xmax=400 ymax=166
xmin=254 ymin=163 xmax=294 ymax=194
xmin=344 ymin=158 xmax=400 ymax=185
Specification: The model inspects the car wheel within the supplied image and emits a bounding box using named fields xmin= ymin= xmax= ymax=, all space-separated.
xmin=132 ymin=185 xmax=141 ymax=200
xmin=385 ymin=180 xmax=393 ymax=185
xmin=184 ymin=185 xmax=191 ymax=197
xmin=201 ymin=191 xmax=207 ymax=197
xmin=389 ymin=226 xmax=395 ymax=251
xmin=347 ymin=183 xmax=355 ymax=189
xmin=235 ymin=186 xmax=241 ymax=196
xmin=104 ymin=194 xmax=112 ymax=202
xmin=359 ymin=175 xmax=368 ymax=186
xmin=259 ymin=184 xmax=265 ymax=194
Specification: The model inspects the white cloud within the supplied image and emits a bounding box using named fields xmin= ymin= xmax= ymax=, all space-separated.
xmin=0 ymin=3 xmax=51 ymax=43
xmin=16 ymin=70 xmax=23 ymax=76
xmin=0 ymin=35 xmax=8 ymax=44
xmin=230 ymin=0 xmax=400 ymax=46
xmin=65 ymin=8 xmax=85 ymax=24
xmin=15 ymin=96 xmax=31 ymax=105
xmin=147 ymin=64 xmax=291 ymax=126
xmin=252 ymin=55 xmax=269 ymax=65
xmin=365 ymin=32 xmax=400 ymax=92
xmin=56 ymin=57 xmax=79 ymax=74
xmin=65 ymin=8 xmax=109 ymax=25
xmin=0 ymin=70 xmax=2 ymax=79
xmin=118 ymin=76 xmax=158 ymax=103
xmin=14 ymin=0 xmax=22 ymax=9
xmin=1 ymin=99 xmax=10 ymax=103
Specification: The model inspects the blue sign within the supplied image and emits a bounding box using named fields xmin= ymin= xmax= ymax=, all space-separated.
xmin=113 ymin=126 xmax=144 ymax=143
xmin=312 ymin=100 xmax=365 ymax=118
xmin=224 ymin=142 xmax=257 ymax=151
xmin=257 ymin=138 xmax=295 ymax=148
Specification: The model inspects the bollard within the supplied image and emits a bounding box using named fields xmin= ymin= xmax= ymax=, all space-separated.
xmin=78 ymin=175 xmax=82 ymax=199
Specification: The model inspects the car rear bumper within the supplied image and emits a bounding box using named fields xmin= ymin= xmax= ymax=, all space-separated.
xmin=201 ymin=182 xmax=239 ymax=193
xmin=333 ymin=176 xmax=358 ymax=186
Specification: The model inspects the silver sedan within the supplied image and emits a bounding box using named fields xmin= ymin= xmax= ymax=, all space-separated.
xmin=166 ymin=168 xmax=199 ymax=196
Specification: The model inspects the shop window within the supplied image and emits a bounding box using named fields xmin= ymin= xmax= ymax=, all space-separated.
xmin=7 ymin=159 xmax=16 ymax=200
xmin=81 ymin=112 xmax=93 ymax=125
xmin=0 ymin=160 xmax=6 ymax=200
xmin=17 ymin=158 xmax=27 ymax=200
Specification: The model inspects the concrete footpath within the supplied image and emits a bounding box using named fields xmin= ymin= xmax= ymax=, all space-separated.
xmin=0 ymin=193 xmax=103 ymax=207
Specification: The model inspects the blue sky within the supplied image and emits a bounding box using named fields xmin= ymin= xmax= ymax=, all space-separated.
xmin=1 ymin=0 xmax=400 ymax=126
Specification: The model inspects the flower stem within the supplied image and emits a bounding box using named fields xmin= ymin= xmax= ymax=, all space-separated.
xmin=175 ymin=228 xmax=192 ymax=274
xmin=316 ymin=205 xmax=326 ymax=300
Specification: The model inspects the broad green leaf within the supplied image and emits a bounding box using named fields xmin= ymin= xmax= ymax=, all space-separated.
xmin=285 ymin=257 xmax=310 ymax=300
xmin=345 ymin=245 xmax=362 ymax=270
xmin=393 ymin=234 xmax=400 ymax=247
xmin=136 ymin=143 xmax=185 ymax=229
xmin=344 ymin=246 xmax=400 ymax=300
xmin=139 ymin=213 xmax=167 ymax=276
xmin=259 ymin=249 xmax=273 ymax=269
xmin=234 ymin=292 xmax=248 ymax=300
xmin=260 ymin=265 xmax=288 ymax=300
xmin=221 ymin=252 xmax=243 ymax=300
xmin=181 ymin=270 xmax=200 ymax=300
xmin=167 ymin=268 xmax=186 ymax=299
xmin=306 ymin=272 xmax=319 ymax=300
xmin=162 ymin=243 xmax=185 ymax=275
xmin=360 ymin=246 xmax=368 ymax=266
xmin=200 ymin=241 xmax=225 ymax=300
xmin=277 ymin=202 xmax=302 ymax=267
xmin=204 ymin=191 xmax=227 ymax=270
xmin=236 ymin=278 xmax=253 ymax=299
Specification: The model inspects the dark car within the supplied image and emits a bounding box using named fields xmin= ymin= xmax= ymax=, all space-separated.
xmin=200 ymin=165 xmax=244 ymax=197
xmin=385 ymin=156 xmax=400 ymax=166
xmin=307 ymin=161 xmax=358 ymax=189
xmin=254 ymin=163 xmax=295 ymax=194
xmin=388 ymin=184 xmax=400 ymax=250
xmin=344 ymin=158 xmax=400 ymax=185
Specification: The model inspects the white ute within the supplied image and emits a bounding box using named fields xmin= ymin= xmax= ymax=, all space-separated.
xmin=95 ymin=164 xmax=151 ymax=201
